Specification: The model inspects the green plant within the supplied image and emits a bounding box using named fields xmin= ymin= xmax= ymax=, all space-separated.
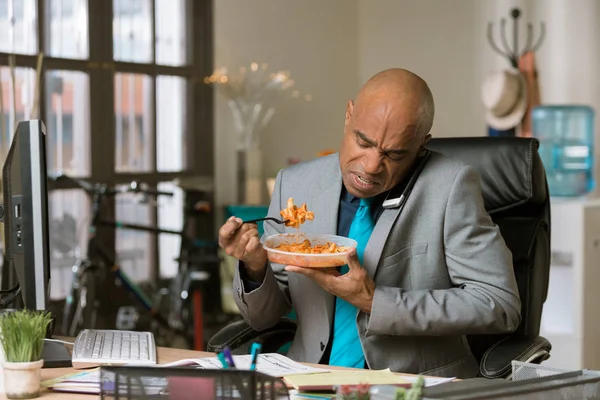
xmin=395 ymin=376 xmax=425 ymax=400
xmin=0 ymin=310 xmax=52 ymax=362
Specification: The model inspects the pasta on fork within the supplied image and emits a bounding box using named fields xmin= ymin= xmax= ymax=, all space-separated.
xmin=280 ymin=197 xmax=315 ymax=229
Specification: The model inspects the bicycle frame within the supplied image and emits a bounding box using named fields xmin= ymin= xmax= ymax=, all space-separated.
xmin=55 ymin=174 xmax=219 ymax=345
xmin=85 ymin=190 xmax=189 ymax=331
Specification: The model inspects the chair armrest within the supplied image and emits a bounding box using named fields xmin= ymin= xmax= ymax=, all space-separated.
xmin=480 ymin=336 xmax=552 ymax=379
xmin=207 ymin=318 xmax=297 ymax=355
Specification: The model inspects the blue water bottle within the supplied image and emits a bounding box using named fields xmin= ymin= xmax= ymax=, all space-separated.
xmin=532 ymin=105 xmax=595 ymax=197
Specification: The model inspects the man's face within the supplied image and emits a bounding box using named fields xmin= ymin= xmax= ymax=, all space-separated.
xmin=339 ymin=95 xmax=427 ymax=198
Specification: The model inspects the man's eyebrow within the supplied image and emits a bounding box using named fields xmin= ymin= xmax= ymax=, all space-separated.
xmin=353 ymin=129 xmax=410 ymax=156
xmin=383 ymin=124 xmax=416 ymax=156
xmin=353 ymin=129 xmax=377 ymax=146
xmin=384 ymin=147 xmax=409 ymax=156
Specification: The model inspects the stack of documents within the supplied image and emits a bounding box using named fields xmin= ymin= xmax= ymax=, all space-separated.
xmin=284 ymin=369 xmax=413 ymax=391
xmin=42 ymin=353 xmax=455 ymax=396
xmin=161 ymin=352 xmax=330 ymax=376
xmin=42 ymin=353 xmax=328 ymax=394
xmin=42 ymin=368 xmax=101 ymax=394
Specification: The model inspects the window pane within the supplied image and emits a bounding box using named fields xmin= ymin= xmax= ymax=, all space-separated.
xmin=45 ymin=0 xmax=89 ymax=59
xmin=48 ymin=189 xmax=89 ymax=300
xmin=45 ymin=70 xmax=90 ymax=177
xmin=0 ymin=0 xmax=37 ymax=54
xmin=0 ymin=66 xmax=36 ymax=157
xmin=115 ymin=191 xmax=153 ymax=282
xmin=157 ymin=76 xmax=186 ymax=172
xmin=113 ymin=0 xmax=152 ymax=63
xmin=115 ymin=73 xmax=153 ymax=172
xmin=155 ymin=0 xmax=187 ymax=66
xmin=157 ymin=182 xmax=183 ymax=278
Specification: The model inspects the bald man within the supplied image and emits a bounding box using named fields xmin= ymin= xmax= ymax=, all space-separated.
xmin=218 ymin=68 xmax=521 ymax=378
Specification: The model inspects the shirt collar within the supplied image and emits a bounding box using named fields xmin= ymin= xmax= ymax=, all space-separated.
xmin=342 ymin=186 xmax=359 ymax=203
xmin=341 ymin=185 xmax=386 ymax=205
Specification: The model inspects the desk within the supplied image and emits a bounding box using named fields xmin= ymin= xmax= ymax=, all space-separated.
xmin=1 ymin=347 xmax=214 ymax=400
xmin=3 ymin=346 xmax=430 ymax=399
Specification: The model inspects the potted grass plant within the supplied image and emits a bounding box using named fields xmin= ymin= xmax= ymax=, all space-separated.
xmin=0 ymin=310 xmax=52 ymax=399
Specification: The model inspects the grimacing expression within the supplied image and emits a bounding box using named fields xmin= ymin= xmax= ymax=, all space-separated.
xmin=339 ymin=98 xmax=428 ymax=199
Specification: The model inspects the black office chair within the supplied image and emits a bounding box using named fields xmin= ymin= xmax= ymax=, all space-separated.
xmin=208 ymin=137 xmax=552 ymax=379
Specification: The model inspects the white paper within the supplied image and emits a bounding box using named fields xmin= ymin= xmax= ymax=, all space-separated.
xmin=401 ymin=375 xmax=456 ymax=387
xmin=59 ymin=369 xmax=101 ymax=383
xmin=162 ymin=352 xmax=331 ymax=377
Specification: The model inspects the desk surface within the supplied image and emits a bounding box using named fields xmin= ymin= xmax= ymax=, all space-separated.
xmin=2 ymin=346 xmax=382 ymax=399
xmin=3 ymin=346 xmax=428 ymax=399
xmin=1 ymin=346 xmax=215 ymax=399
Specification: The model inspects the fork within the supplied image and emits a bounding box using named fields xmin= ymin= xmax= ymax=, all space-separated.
xmin=242 ymin=217 xmax=287 ymax=225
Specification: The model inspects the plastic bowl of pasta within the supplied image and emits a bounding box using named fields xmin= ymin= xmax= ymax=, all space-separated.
xmin=263 ymin=233 xmax=357 ymax=268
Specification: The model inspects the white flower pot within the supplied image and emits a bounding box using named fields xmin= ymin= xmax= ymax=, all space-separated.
xmin=2 ymin=360 xmax=43 ymax=399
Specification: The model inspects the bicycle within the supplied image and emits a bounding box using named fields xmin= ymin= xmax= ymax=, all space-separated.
xmin=52 ymin=174 xmax=220 ymax=348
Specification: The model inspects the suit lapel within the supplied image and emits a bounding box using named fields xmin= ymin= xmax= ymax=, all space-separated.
xmin=307 ymin=156 xmax=342 ymax=343
xmin=363 ymin=151 xmax=431 ymax=279
xmin=308 ymin=156 xmax=342 ymax=236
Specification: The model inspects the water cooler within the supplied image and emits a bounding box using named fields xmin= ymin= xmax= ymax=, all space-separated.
xmin=532 ymin=105 xmax=595 ymax=197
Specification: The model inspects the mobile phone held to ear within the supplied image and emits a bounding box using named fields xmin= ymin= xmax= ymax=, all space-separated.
xmin=382 ymin=150 xmax=431 ymax=209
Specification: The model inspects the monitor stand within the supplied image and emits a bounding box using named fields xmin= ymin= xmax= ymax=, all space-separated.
xmin=41 ymin=340 xmax=72 ymax=368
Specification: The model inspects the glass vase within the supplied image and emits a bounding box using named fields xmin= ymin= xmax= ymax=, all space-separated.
xmin=228 ymin=99 xmax=273 ymax=205
xmin=236 ymin=147 xmax=263 ymax=205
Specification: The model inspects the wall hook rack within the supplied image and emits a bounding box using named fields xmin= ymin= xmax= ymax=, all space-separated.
xmin=487 ymin=8 xmax=545 ymax=68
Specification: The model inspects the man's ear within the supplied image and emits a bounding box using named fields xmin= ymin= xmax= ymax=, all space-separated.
xmin=422 ymin=134 xmax=432 ymax=147
xmin=345 ymin=100 xmax=354 ymax=126
xmin=419 ymin=134 xmax=432 ymax=155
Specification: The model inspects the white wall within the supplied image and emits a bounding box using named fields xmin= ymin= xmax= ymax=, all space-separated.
xmin=357 ymin=0 xmax=545 ymax=139
xmin=358 ymin=0 xmax=600 ymax=142
xmin=358 ymin=0 xmax=487 ymax=138
xmin=214 ymin=0 xmax=600 ymax=207
xmin=213 ymin=0 xmax=359 ymax=207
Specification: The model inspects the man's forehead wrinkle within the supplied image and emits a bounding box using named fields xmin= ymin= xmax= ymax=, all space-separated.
xmin=354 ymin=96 xmax=419 ymax=149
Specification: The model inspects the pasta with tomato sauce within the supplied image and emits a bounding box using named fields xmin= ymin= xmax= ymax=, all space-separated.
xmin=273 ymin=199 xmax=350 ymax=256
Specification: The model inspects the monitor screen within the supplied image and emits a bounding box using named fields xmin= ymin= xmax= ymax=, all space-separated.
xmin=0 ymin=120 xmax=51 ymax=311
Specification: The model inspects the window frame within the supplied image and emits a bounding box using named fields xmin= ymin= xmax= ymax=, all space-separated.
xmin=0 ymin=0 xmax=214 ymax=286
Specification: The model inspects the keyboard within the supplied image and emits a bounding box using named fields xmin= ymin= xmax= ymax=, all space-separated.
xmin=72 ymin=329 xmax=157 ymax=369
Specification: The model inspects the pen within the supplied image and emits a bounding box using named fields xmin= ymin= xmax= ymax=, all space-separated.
xmin=217 ymin=352 xmax=229 ymax=369
xmin=249 ymin=342 xmax=262 ymax=371
xmin=223 ymin=347 xmax=236 ymax=368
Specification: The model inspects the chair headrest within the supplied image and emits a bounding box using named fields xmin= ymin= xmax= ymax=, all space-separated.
xmin=427 ymin=137 xmax=547 ymax=214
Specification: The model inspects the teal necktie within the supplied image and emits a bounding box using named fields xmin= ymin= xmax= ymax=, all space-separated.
xmin=329 ymin=198 xmax=375 ymax=368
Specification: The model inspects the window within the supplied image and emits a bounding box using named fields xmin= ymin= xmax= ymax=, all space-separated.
xmin=113 ymin=0 xmax=152 ymax=63
xmin=48 ymin=189 xmax=89 ymax=299
xmin=0 ymin=0 xmax=37 ymax=54
xmin=114 ymin=72 xmax=153 ymax=172
xmin=155 ymin=0 xmax=187 ymax=66
xmin=0 ymin=66 xmax=36 ymax=155
xmin=115 ymin=191 xmax=153 ymax=282
xmin=0 ymin=0 xmax=212 ymax=301
xmin=157 ymin=182 xmax=183 ymax=277
xmin=45 ymin=0 xmax=89 ymax=59
xmin=156 ymin=75 xmax=186 ymax=172
xmin=45 ymin=70 xmax=91 ymax=176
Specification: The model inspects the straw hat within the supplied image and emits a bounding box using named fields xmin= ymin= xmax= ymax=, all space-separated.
xmin=481 ymin=68 xmax=528 ymax=131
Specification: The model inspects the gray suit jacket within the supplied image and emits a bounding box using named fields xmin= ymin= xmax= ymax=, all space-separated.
xmin=233 ymin=152 xmax=521 ymax=378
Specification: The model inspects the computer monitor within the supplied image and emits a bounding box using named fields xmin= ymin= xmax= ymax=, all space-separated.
xmin=0 ymin=120 xmax=51 ymax=311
